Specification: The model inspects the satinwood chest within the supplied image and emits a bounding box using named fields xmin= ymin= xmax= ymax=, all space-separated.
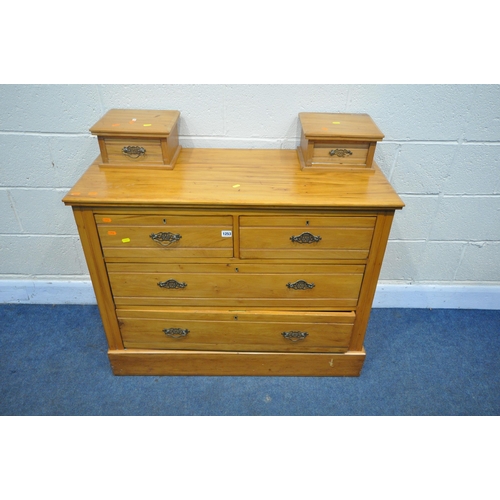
xmin=63 ymin=112 xmax=403 ymax=376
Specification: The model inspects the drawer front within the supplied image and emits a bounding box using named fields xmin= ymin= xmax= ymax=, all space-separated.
xmin=103 ymin=137 xmax=164 ymax=165
xmin=118 ymin=308 xmax=355 ymax=352
xmin=96 ymin=214 xmax=233 ymax=258
xmin=240 ymin=216 xmax=375 ymax=259
xmin=312 ymin=141 xmax=369 ymax=167
xmin=107 ymin=263 xmax=364 ymax=308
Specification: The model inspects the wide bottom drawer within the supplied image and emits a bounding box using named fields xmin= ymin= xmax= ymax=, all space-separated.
xmin=118 ymin=308 xmax=355 ymax=353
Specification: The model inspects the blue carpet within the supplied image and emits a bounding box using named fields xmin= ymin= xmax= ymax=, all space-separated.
xmin=0 ymin=305 xmax=498 ymax=415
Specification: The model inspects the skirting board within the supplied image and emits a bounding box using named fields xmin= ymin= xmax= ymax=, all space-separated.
xmin=1 ymin=280 xmax=499 ymax=310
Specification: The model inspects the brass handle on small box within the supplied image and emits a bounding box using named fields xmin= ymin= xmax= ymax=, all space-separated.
xmin=286 ymin=280 xmax=315 ymax=290
xmin=329 ymin=148 xmax=352 ymax=157
xmin=290 ymin=232 xmax=321 ymax=244
xmin=122 ymin=145 xmax=146 ymax=158
xmin=163 ymin=328 xmax=190 ymax=339
xmin=150 ymin=232 xmax=182 ymax=246
xmin=282 ymin=331 xmax=308 ymax=342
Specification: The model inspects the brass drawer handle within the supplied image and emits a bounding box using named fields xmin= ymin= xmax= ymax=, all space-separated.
xmin=290 ymin=232 xmax=321 ymax=244
xmin=158 ymin=279 xmax=187 ymax=289
xmin=282 ymin=330 xmax=308 ymax=342
xmin=122 ymin=145 xmax=146 ymax=158
xmin=163 ymin=328 xmax=190 ymax=339
xmin=286 ymin=280 xmax=315 ymax=290
xmin=329 ymin=148 xmax=352 ymax=157
xmin=150 ymin=231 xmax=182 ymax=246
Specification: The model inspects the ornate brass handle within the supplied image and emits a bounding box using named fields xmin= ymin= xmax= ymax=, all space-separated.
xmin=122 ymin=145 xmax=146 ymax=158
xmin=158 ymin=279 xmax=187 ymax=289
xmin=150 ymin=232 xmax=182 ymax=246
xmin=163 ymin=328 xmax=189 ymax=339
xmin=290 ymin=232 xmax=321 ymax=244
xmin=282 ymin=331 xmax=308 ymax=342
xmin=286 ymin=280 xmax=315 ymax=290
xmin=329 ymin=148 xmax=352 ymax=157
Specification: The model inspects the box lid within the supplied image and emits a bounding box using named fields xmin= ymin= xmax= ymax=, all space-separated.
xmin=299 ymin=112 xmax=384 ymax=141
xmin=90 ymin=109 xmax=180 ymax=137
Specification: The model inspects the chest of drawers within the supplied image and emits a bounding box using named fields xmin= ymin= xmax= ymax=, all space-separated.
xmin=63 ymin=148 xmax=403 ymax=376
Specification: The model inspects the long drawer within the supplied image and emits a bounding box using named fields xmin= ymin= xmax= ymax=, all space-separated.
xmin=95 ymin=214 xmax=233 ymax=258
xmin=107 ymin=263 xmax=364 ymax=308
xmin=118 ymin=308 xmax=355 ymax=352
xmin=239 ymin=215 xmax=375 ymax=259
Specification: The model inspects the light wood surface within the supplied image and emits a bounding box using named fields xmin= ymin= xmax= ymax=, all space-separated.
xmin=72 ymin=207 xmax=123 ymax=350
xmin=90 ymin=109 xmax=180 ymax=137
xmin=90 ymin=109 xmax=182 ymax=169
xmin=64 ymin=126 xmax=403 ymax=376
xmin=103 ymin=138 xmax=164 ymax=164
xmin=118 ymin=308 xmax=354 ymax=352
xmin=299 ymin=113 xmax=384 ymax=140
xmin=62 ymin=149 xmax=404 ymax=210
xmin=297 ymin=113 xmax=383 ymax=170
xmin=108 ymin=349 xmax=366 ymax=376
xmin=350 ymin=212 xmax=395 ymax=351
xmin=107 ymin=262 xmax=364 ymax=308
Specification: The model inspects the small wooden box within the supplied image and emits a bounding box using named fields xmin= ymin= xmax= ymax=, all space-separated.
xmin=90 ymin=109 xmax=181 ymax=169
xmin=297 ymin=112 xmax=384 ymax=171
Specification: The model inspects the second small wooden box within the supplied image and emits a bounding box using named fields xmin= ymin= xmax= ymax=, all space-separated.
xmin=90 ymin=109 xmax=181 ymax=169
xmin=297 ymin=112 xmax=384 ymax=171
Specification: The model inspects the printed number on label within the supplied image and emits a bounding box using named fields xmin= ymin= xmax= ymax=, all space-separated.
xmin=221 ymin=230 xmax=232 ymax=237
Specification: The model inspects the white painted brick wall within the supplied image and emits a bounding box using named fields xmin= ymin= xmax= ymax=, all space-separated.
xmin=1 ymin=84 xmax=499 ymax=296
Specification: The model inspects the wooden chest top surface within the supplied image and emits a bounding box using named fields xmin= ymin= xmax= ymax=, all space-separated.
xmin=298 ymin=113 xmax=384 ymax=140
xmin=63 ymin=148 xmax=404 ymax=210
xmin=89 ymin=109 xmax=180 ymax=137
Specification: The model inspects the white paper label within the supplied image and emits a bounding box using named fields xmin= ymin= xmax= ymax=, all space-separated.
xmin=221 ymin=230 xmax=232 ymax=237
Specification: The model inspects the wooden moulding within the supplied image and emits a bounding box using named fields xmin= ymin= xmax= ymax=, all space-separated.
xmin=108 ymin=349 xmax=366 ymax=376
xmin=90 ymin=109 xmax=181 ymax=169
xmin=297 ymin=112 xmax=384 ymax=172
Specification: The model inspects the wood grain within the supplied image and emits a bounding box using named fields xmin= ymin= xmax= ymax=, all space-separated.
xmin=298 ymin=113 xmax=384 ymax=140
xmin=62 ymin=149 xmax=404 ymax=210
xmin=90 ymin=109 xmax=180 ymax=137
xmin=118 ymin=308 xmax=355 ymax=352
xmin=64 ymin=119 xmax=403 ymax=377
xmin=109 ymin=348 xmax=366 ymax=376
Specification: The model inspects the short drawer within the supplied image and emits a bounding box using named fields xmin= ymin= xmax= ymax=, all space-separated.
xmin=239 ymin=215 xmax=375 ymax=259
xmin=107 ymin=262 xmax=364 ymax=309
xmin=117 ymin=308 xmax=355 ymax=352
xmin=96 ymin=214 xmax=233 ymax=259
xmin=102 ymin=137 xmax=164 ymax=166
xmin=312 ymin=141 xmax=372 ymax=167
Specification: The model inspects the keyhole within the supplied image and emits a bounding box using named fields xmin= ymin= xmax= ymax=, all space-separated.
xmin=306 ymin=220 xmax=310 ymax=226
xmin=235 ymin=268 xmax=239 ymax=272
xmin=234 ymin=316 xmax=238 ymax=320
xmin=162 ymin=219 xmax=167 ymax=224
